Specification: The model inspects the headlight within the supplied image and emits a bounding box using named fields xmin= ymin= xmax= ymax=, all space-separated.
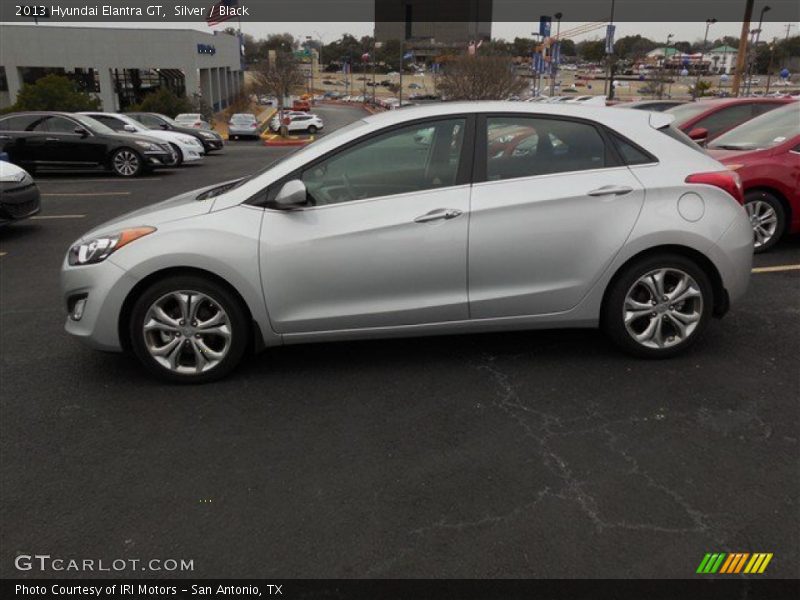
xmin=198 ymin=131 xmax=215 ymax=139
xmin=135 ymin=141 xmax=160 ymax=152
xmin=0 ymin=169 xmax=30 ymax=184
xmin=68 ymin=227 xmax=156 ymax=266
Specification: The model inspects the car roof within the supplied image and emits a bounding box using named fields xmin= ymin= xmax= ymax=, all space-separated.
xmin=358 ymin=100 xmax=665 ymax=129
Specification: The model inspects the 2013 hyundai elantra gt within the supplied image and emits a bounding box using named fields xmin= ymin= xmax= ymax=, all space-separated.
xmin=61 ymin=102 xmax=753 ymax=382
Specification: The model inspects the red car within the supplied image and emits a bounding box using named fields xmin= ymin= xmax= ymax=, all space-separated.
xmin=708 ymin=102 xmax=800 ymax=252
xmin=666 ymin=97 xmax=795 ymax=145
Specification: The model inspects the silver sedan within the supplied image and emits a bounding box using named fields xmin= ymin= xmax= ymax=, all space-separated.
xmin=61 ymin=102 xmax=753 ymax=382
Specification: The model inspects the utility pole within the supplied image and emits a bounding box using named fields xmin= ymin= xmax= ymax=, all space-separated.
xmin=659 ymin=33 xmax=673 ymax=99
xmin=732 ymin=0 xmax=755 ymax=96
xmin=745 ymin=5 xmax=771 ymax=95
xmin=604 ymin=0 xmax=616 ymax=98
xmin=399 ymin=40 xmax=404 ymax=106
xmin=550 ymin=12 xmax=562 ymax=97
xmin=694 ymin=18 xmax=717 ymax=99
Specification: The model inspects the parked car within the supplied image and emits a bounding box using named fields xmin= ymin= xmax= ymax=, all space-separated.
xmin=283 ymin=114 xmax=324 ymax=134
xmin=174 ymin=113 xmax=211 ymax=129
xmin=665 ymin=97 xmax=795 ymax=145
xmin=80 ymin=112 xmax=204 ymax=167
xmin=61 ymin=102 xmax=752 ymax=382
xmin=618 ymin=100 xmax=687 ymax=112
xmin=227 ymin=113 xmax=260 ymax=140
xmin=0 ymin=112 xmax=174 ymax=177
xmin=269 ymin=111 xmax=310 ymax=132
xmin=292 ymin=99 xmax=311 ymax=112
xmin=126 ymin=112 xmax=224 ymax=153
xmin=708 ymin=102 xmax=800 ymax=252
xmin=408 ymin=83 xmax=422 ymax=89
xmin=0 ymin=161 xmax=40 ymax=225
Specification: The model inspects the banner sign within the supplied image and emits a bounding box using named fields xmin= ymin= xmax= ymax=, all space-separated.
xmin=539 ymin=16 xmax=552 ymax=38
xmin=605 ymin=24 xmax=616 ymax=55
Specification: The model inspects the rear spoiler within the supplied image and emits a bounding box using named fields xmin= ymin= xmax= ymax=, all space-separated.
xmin=649 ymin=112 xmax=675 ymax=129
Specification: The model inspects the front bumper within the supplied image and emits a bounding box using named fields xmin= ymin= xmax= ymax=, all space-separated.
xmin=61 ymin=256 xmax=140 ymax=352
xmin=200 ymin=138 xmax=224 ymax=152
xmin=144 ymin=149 xmax=176 ymax=168
xmin=228 ymin=127 xmax=260 ymax=137
xmin=0 ymin=182 xmax=41 ymax=224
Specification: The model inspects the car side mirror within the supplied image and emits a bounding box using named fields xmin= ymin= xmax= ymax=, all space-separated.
xmin=74 ymin=127 xmax=89 ymax=137
xmin=688 ymin=127 xmax=709 ymax=144
xmin=123 ymin=124 xmax=137 ymax=133
xmin=160 ymin=123 xmax=169 ymax=130
xmin=271 ymin=179 xmax=308 ymax=209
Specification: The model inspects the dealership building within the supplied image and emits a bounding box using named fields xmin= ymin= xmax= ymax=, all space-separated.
xmin=0 ymin=25 xmax=244 ymax=112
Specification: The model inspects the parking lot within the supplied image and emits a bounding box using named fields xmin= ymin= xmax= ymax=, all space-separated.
xmin=1 ymin=103 xmax=798 ymax=579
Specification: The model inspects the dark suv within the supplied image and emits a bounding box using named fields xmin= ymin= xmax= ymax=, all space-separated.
xmin=126 ymin=112 xmax=224 ymax=153
xmin=0 ymin=112 xmax=174 ymax=177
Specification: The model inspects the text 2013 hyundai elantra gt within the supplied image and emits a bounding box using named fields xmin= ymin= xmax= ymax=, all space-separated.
xmin=61 ymin=102 xmax=753 ymax=382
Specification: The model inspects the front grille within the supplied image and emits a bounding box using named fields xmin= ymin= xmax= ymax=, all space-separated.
xmin=4 ymin=197 xmax=39 ymax=218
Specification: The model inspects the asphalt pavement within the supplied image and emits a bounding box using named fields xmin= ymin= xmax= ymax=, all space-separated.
xmin=1 ymin=103 xmax=798 ymax=579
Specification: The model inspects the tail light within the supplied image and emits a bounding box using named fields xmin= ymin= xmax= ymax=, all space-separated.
xmin=685 ymin=170 xmax=744 ymax=205
xmin=251 ymin=123 xmax=258 ymax=128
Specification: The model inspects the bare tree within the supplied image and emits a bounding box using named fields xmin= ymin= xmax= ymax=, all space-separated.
xmin=251 ymin=51 xmax=305 ymax=136
xmin=438 ymin=55 xmax=527 ymax=101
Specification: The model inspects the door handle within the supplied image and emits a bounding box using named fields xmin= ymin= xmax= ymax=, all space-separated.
xmin=414 ymin=208 xmax=463 ymax=223
xmin=0 ymin=135 xmax=10 ymax=140
xmin=587 ymin=185 xmax=633 ymax=197
xmin=45 ymin=137 xmax=61 ymax=142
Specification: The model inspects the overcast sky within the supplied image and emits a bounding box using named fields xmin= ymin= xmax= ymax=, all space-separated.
xmin=16 ymin=21 xmax=798 ymax=44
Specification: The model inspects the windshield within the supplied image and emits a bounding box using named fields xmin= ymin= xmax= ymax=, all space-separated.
xmin=665 ymin=101 xmax=715 ymax=124
xmin=709 ymin=103 xmax=800 ymax=150
xmin=176 ymin=114 xmax=200 ymax=121
xmin=73 ymin=114 xmax=116 ymax=135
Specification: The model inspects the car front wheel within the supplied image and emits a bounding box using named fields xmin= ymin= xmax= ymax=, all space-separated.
xmin=129 ymin=275 xmax=250 ymax=383
xmin=602 ymin=254 xmax=713 ymax=358
xmin=110 ymin=148 xmax=143 ymax=177
xmin=744 ymin=190 xmax=784 ymax=253
xmin=307 ymin=125 xmax=317 ymax=134
xmin=168 ymin=143 xmax=183 ymax=167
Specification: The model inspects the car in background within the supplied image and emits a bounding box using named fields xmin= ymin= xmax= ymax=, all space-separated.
xmin=174 ymin=113 xmax=211 ymax=129
xmin=0 ymin=112 xmax=174 ymax=177
xmin=708 ymin=102 xmax=800 ymax=252
xmin=619 ymin=100 xmax=687 ymax=112
xmin=227 ymin=113 xmax=260 ymax=140
xmin=61 ymin=102 xmax=752 ymax=382
xmin=269 ymin=111 xmax=310 ymax=132
xmin=80 ymin=112 xmax=204 ymax=167
xmin=0 ymin=161 xmax=40 ymax=225
xmin=282 ymin=113 xmax=324 ymax=134
xmin=126 ymin=112 xmax=224 ymax=153
xmin=292 ymin=99 xmax=311 ymax=112
xmin=665 ymin=97 xmax=795 ymax=145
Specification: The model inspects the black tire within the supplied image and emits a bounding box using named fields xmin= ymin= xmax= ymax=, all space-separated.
xmin=744 ymin=190 xmax=785 ymax=253
xmin=307 ymin=125 xmax=318 ymax=134
xmin=601 ymin=253 xmax=713 ymax=358
xmin=129 ymin=275 xmax=250 ymax=383
xmin=110 ymin=147 xmax=144 ymax=177
xmin=168 ymin=143 xmax=183 ymax=167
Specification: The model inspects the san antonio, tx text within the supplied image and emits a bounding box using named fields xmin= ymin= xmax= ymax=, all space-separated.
xmin=16 ymin=584 xmax=278 ymax=596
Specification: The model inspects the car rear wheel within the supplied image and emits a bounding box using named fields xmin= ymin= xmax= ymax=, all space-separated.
xmin=307 ymin=125 xmax=318 ymax=134
xmin=168 ymin=143 xmax=183 ymax=167
xmin=129 ymin=275 xmax=250 ymax=383
xmin=111 ymin=148 xmax=143 ymax=177
xmin=602 ymin=254 xmax=713 ymax=358
xmin=744 ymin=190 xmax=785 ymax=253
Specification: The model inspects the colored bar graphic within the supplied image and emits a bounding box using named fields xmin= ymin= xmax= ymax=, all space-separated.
xmin=699 ymin=552 xmax=773 ymax=575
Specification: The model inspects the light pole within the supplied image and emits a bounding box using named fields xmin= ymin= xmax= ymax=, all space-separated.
xmin=746 ymin=5 xmax=770 ymax=94
xmin=694 ymin=18 xmax=717 ymax=99
xmin=550 ymin=12 xmax=562 ymax=97
xmin=660 ymin=33 xmax=673 ymax=99
xmin=604 ymin=0 xmax=616 ymax=98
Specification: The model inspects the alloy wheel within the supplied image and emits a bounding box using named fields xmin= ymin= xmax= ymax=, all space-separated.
xmin=142 ymin=291 xmax=232 ymax=374
xmin=623 ymin=268 xmax=703 ymax=349
xmin=745 ymin=199 xmax=778 ymax=249
xmin=113 ymin=150 xmax=140 ymax=176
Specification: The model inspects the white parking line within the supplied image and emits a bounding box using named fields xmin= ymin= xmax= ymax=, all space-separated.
xmin=37 ymin=178 xmax=161 ymax=183
xmin=42 ymin=192 xmax=131 ymax=197
xmin=752 ymin=264 xmax=800 ymax=274
xmin=31 ymin=214 xmax=86 ymax=220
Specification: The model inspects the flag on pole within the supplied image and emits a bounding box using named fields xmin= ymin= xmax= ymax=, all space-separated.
xmin=605 ymin=24 xmax=616 ymax=55
xmin=206 ymin=0 xmax=238 ymax=27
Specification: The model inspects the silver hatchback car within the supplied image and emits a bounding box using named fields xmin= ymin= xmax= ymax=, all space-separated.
xmin=61 ymin=102 xmax=753 ymax=382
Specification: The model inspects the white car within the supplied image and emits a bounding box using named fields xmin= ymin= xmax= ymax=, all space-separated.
xmin=269 ymin=111 xmax=311 ymax=132
xmin=284 ymin=114 xmax=324 ymax=133
xmin=81 ymin=112 xmax=205 ymax=166
xmin=174 ymin=113 xmax=211 ymax=129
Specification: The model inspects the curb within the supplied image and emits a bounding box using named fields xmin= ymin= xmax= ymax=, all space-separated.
xmin=262 ymin=134 xmax=315 ymax=147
